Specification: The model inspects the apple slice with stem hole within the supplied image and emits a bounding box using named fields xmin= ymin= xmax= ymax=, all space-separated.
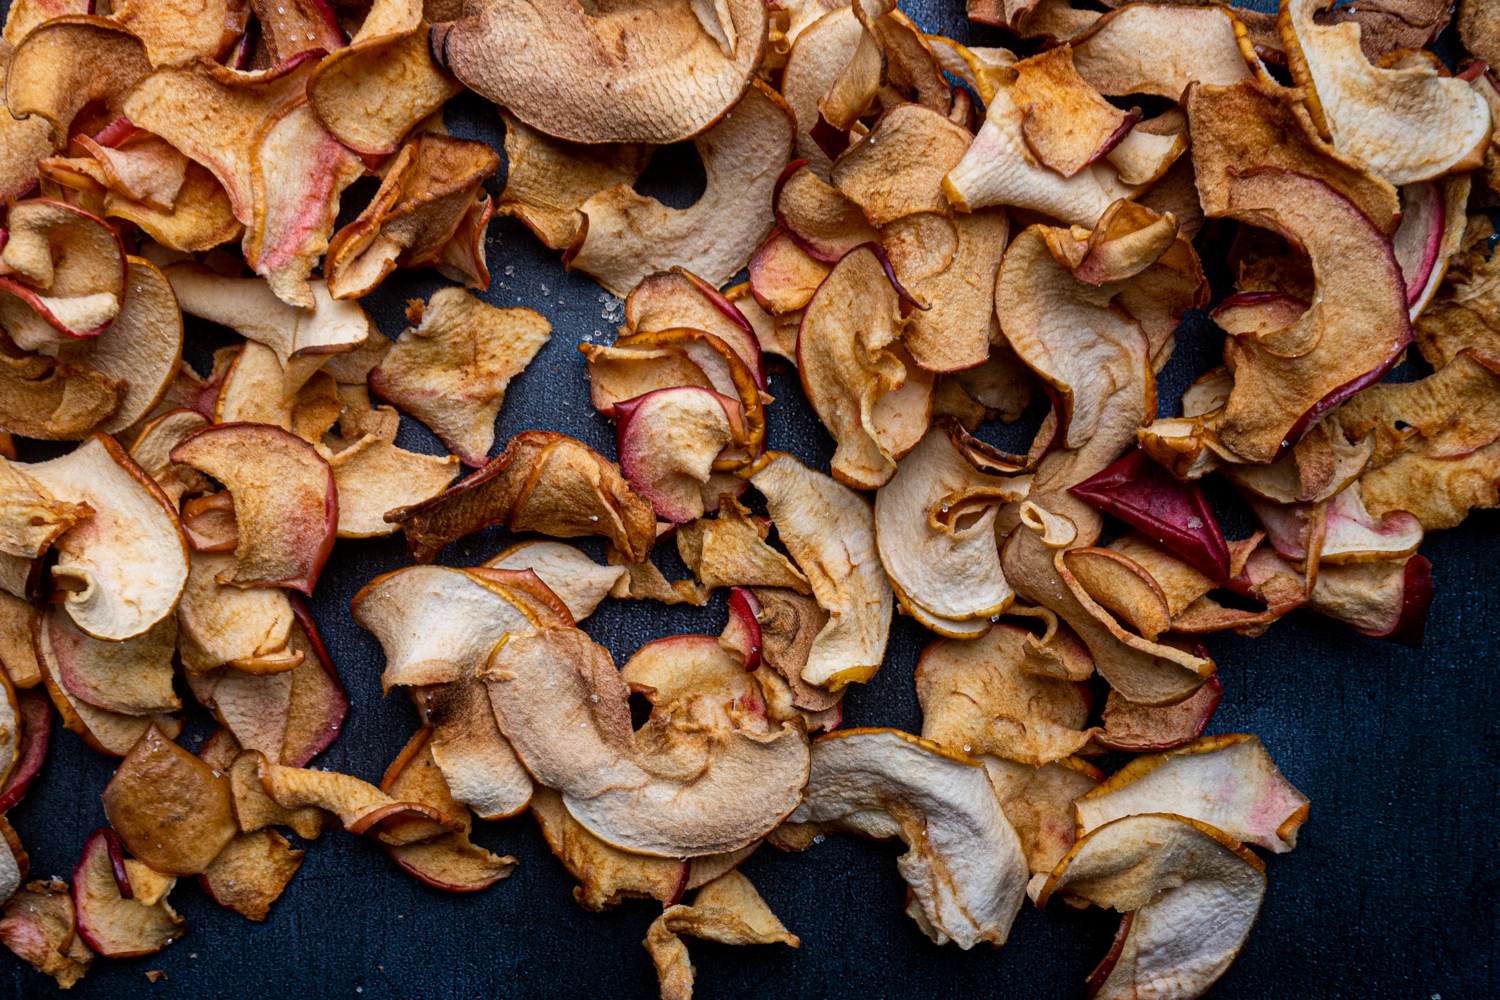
xmin=72 ymin=828 xmax=185 ymax=959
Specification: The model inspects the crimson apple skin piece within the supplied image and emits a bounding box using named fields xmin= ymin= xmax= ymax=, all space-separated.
xmin=0 ymin=690 xmax=53 ymax=812
xmin=1069 ymin=448 xmax=1231 ymax=582
xmin=1359 ymin=554 xmax=1434 ymax=649
xmin=724 ymin=587 xmax=763 ymax=672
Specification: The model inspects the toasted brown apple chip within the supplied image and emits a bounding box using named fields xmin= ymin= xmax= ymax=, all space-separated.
xmin=420 ymin=680 xmax=533 ymax=821
xmin=774 ymin=162 xmax=880 ymax=263
xmin=72 ymin=829 xmax=183 ymax=959
xmin=486 ymin=625 xmax=809 ymax=856
xmin=676 ymin=496 xmax=810 ymax=593
xmin=0 ymin=200 xmax=127 ymax=351
xmin=0 ymin=594 xmax=43 ymax=689
xmin=876 ymin=425 xmax=1032 ymax=630
xmin=917 ymin=624 xmax=1093 ymax=766
xmin=816 ymin=3 xmax=883 ymax=133
xmin=1038 ymin=813 xmax=1265 ymax=1000
xmin=482 ymin=541 xmax=625 ymax=622
xmin=581 ymin=344 xmax=712 ymax=419
xmin=1076 ymin=733 xmax=1309 ymax=852
xmin=0 ymin=880 xmax=93 ymax=988
xmin=379 ymin=725 xmax=474 ymax=845
xmin=43 ymin=605 xmax=179 ymax=716
xmin=646 ymin=871 xmax=799 ymax=1000
xmin=0 ymin=43 xmax=59 ymax=203
xmin=982 ymin=755 xmax=1101 ymax=874
xmin=1413 ymin=214 xmax=1500 ymax=366
xmin=326 ymin=134 xmax=500 ymax=298
xmin=276 ymin=600 xmax=348 ymax=766
xmin=326 ymin=433 xmax=459 ymax=538
xmin=211 ymin=667 xmax=297 ymax=758
xmin=105 ymin=162 xmax=244 ymax=253
xmin=830 ymin=104 xmax=971 ymax=227
xmin=250 ymin=0 xmax=341 ymax=60
xmin=882 ymin=209 xmax=1008 ymax=373
xmin=258 ymin=755 xmax=465 ymax=840
xmin=750 ymin=586 xmax=842 ymax=712
xmin=0 ymin=457 xmax=91 ymax=568
xmin=108 ymin=0 xmax=244 ymax=66
xmin=625 ymin=269 xmax=767 ymax=387
xmin=22 ymin=435 xmax=188 ymax=641
xmin=1337 ymin=350 xmax=1500 ymax=466
xmin=1359 ymin=441 xmax=1500 ymax=531
xmin=1105 ymin=109 xmax=1189 ymax=186
xmin=5 ymin=17 xmax=151 ymax=141
xmin=748 ymin=226 xmax=832 ymax=314
xmin=171 ymin=423 xmax=337 ymax=594
xmin=1460 ymin=0 xmax=1499 ymax=67
xmin=1097 ymin=674 xmax=1223 ymax=751
xmin=369 ymin=288 xmax=549 ymax=466
xmin=788 ymin=728 xmax=1028 ymax=948
xmin=177 ymin=551 xmax=299 ymax=675
xmin=226 ymin=751 xmax=325 ymax=838
xmin=386 ymin=430 xmax=657 ymax=563
xmin=750 ymin=453 xmax=892 ymax=689
xmin=621 ymin=633 xmax=766 ymax=722
xmin=567 ymin=81 xmax=794 ymax=297
xmin=103 ymin=724 xmax=238 ymax=875
xmin=41 ymin=133 xmax=189 ymax=212
xmin=40 ymin=646 xmax=182 ymax=756
xmin=212 ymin=345 xmax=338 ymax=443
xmin=1011 ymin=47 xmax=1136 ymax=178
xmin=433 ymin=0 xmax=767 ymax=144
xmin=530 ymin=785 xmax=688 ymax=910
xmin=1282 ymin=0 xmax=1491 ymax=184
xmin=199 ymin=829 xmax=303 ymax=921
xmin=782 ymin=5 xmax=868 ymax=176
xmin=1069 ymin=5 xmax=1254 ymax=100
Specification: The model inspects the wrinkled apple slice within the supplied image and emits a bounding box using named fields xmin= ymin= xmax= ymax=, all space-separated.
xmin=102 ymin=725 xmax=238 ymax=875
xmin=1221 ymin=417 xmax=1373 ymax=505
xmin=43 ymin=605 xmax=179 ymax=716
xmin=214 ymin=344 xmax=342 ymax=441
xmin=1282 ymin=0 xmax=1491 ymax=184
xmin=917 ymin=624 xmax=1093 ymax=766
xmin=752 ymin=587 xmax=845 ymax=716
xmin=1319 ymin=483 xmax=1423 ymax=563
xmin=171 ymin=423 xmax=337 ymax=594
xmin=646 ymin=871 xmax=799 ymax=1000
xmin=5 ymin=17 xmax=151 ymax=142
xmin=1071 ymin=4 xmax=1254 ymax=99
xmin=0 ymin=456 xmax=92 ymax=573
xmin=369 ymin=289 xmax=550 ymax=466
xmin=830 ymin=104 xmax=971 ymax=226
xmin=276 ymin=598 xmax=348 ymax=766
xmin=486 ymin=625 xmax=809 ymax=857
xmin=1011 ymin=46 xmax=1136 ymax=178
xmin=40 ymin=642 xmax=182 ymax=757
xmin=226 ymin=751 xmax=326 ymax=839
xmin=1037 ymin=814 xmax=1265 ymax=1000
xmin=607 ymin=546 xmax=712 ymax=607
xmin=385 ymin=430 xmax=657 ymax=564
xmin=529 ymin=786 xmax=688 ymax=910
xmin=876 ymin=424 xmax=1032 ymax=630
xmin=104 ymin=161 xmax=244 ymax=253
xmin=943 ymin=83 xmax=1139 ymax=226
xmin=249 ymin=0 xmax=340 ymax=60
xmin=1288 ymin=551 xmax=1433 ymax=647
xmin=325 ymin=134 xmax=500 ymax=299
xmin=0 ymin=42 xmax=58 ymax=204
xmin=1105 ymin=108 xmax=1190 ymax=186
xmin=495 ymin=110 xmax=652 ymax=250
xmin=44 ymin=132 xmax=189 ymax=213
xmin=258 ymin=755 xmax=465 ymax=840
xmin=621 ymin=633 xmax=766 ymax=722
xmin=108 ymin=0 xmax=243 ymax=66
xmin=567 ymin=81 xmax=794 ymax=296
xmin=0 ymin=593 xmax=43 ymax=689
xmin=22 ymin=434 xmax=188 ymax=641
xmin=774 ymin=161 xmax=880 ymax=263
xmin=0 ymin=690 xmax=53 ymax=812
xmin=581 ymin=343 xmax=714 ymax=418
xmin=386 ymin=829 xmax=517 ymax=893
xmin=676 ymin=496 xmax=810 ymax=593
xmin=352 ymin=565 xmax=543 ymax=692
xmin=615 ymin=387 xmax=741 ymax=524
xmin=1075 ymin=733 xmax=1310 ymax=852
xmin=625 ymin=268 xmax=767 ymax=390
xmin=483 ymin=541 xmax=626 ymax=622
xmin=72 ymin=829 xmax=184 ymax=959
xmin=0 ymin=879 xmax=93 ymax=988
xmin=326 ymin=434 xmax=459 ymax=539
xmin=1062 ymin=547 xmax=1172 ymax=640
xmin=0 ymin=343 xmax=122 ymax=443
xmin=978 ymin=755 xmax=1099 ymax=875
xmin=749 ymin=226 xmax=831 ymax=313
xmin=781 ymin=5 xmax=866 ymax=176
xmin=209 ymin=667 xmax=294 ymax=759
xmin=1337 ymin=350 xmax=1500 ymax=466
xmin=0 ymin=200 xmax=127 ymax=351
xmin=787 ymin=729 xmax=1027 ymax=948
xmin=883 ymin=209 xmax=1009 ymax=372
xmin=199 ymin=829 xmax=304 ymax=922
xmin=177 ymin=551 xmax=299 ymax=675
xmin=1097 ymin=674 xmax=1223 ymax=752
xmin=750 ymin=453 xmax=892 ymax=690
xmin=421 ymin=680 xmax=533 ymax=821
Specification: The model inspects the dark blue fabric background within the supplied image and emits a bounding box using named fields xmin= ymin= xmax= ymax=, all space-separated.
xmin=1 ymin=0 xmax=1495 ymax=995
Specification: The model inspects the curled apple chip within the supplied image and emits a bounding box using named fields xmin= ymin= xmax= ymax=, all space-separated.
xmin=530 ymin=785 xmax=688 ymax=910
xmin=0 ymin=200 xmax=127 ymax=351
xmin=1282 ymin=0 xmax=1491 ymax=184
xmin=876 ymin=424 xmax=1031 ymax=630
xmin=781 ymin=5 xmax=866 ymax=176
xmin=567 ymin=80 xmax=794 ymax=296
xmin=1221 ymin=416 xmax=1373 ymax=504
xmin=104 ymin=162 xmax=244 ymax=253
xmin=326 ymin=134 xmax=501 ymax=299
xmin=1097 ymin=671 xmax=1223 ymax=751
xmin=883 ymin=209 xmax=1009 ymax=373
xmin=483 ymin=541 xmax=625 ymax=622
xmin=102 ymin=724 xmax=238 ymax=875
xmin=22 ymin=434 xmax=188 ymax=641
xmin=369 ymin=289 xmax=550 ymax=467
xmin=42 ymin=605 xmax=179 ymax=716
xmin=1106 ymin=109 xmax=1189 ymax=186
xmin=495 ymin=111 xmax=651 ymax=251
xmin=982 ymin=755 xmax=1101 ymax=874
xmin=419 ymin=681 xmax=532 ymax=821
xmin=1037 ymin=814 xmax=1265 ymax=1000
xmin=916 ymin=624 xmax=1093 ymax=766
xmin=226 ymin=751 xmax=326 ymax=839
xmin=433 ymin=0 xmax=766 ymax=144
xmin=1069 ymin=5 xmax=1254 ymax=100
xmin=1075 ymin=733 xmax=1309 ymax=852
xmin=676 ymin=496 xmax=810 ymax=593
xmin=1336 ymin=350 xmax=1500 ymax=467
xmin=0 ymin=690 xmax=53 ymax=811
xmin=0 ymin=456 xmax=92 ymax=572
xmin=199 ymin=829 xmax=304 ymax=922
xmin=1394 ymin=175 xmax=1471 ymax=320
xmin=486 ymin=625 xmax=809 ymax=857
xmin=621 ymin=633 xmax=766 ymax=721
xmin=177 ymin=551 xmax=299 ymax=675
xmin=274 ymin=600 xmax=348 ymax=767
xmin=258 ymin=755 xmax=465 ymax=840
xmin=0 ymin=879 xmax=93 ymax=988
xmin=750 ymin=453 xmax=892 ymax=690
xmin=581 ymin=343 xmax=713 ymax=418
xmin=171 ymin=423 xmax=337 ymax=594
xmin=646 ymin=871 xmax=799 ymax=1000
xmin=5 ymin=17 xmax=151 ymax=142
xmin=1010 ymin=46 xmax=1136 ymax=178
xmin=1299 ymin=552 xmax=1433 ymax=646
xmin=615 ymin=387 xmax=741 ymax=524
xmin=0 ymin=341 xmax=122 ymax=443
xmin=774 ymin=161 xmax=880 ymax=263
xmin=787 ymin=729 xmax=1027 ymax=948
xmin=41 ymin=647 xmax=181 ymax=757
xmin=830 ymin=104 xmax=972 ymax=227
xmin=386 ymin=430 xmax=657 ymax=564
xmin=625 ymin=268 xmax=767 ymax=389
xmin=72 ymin=829 xmax=184 ymax=959
xmin=213 ymin=344 xmax=341 ymax=442
xmin=41 ymin=132 xmax=189 ymax=214
xmin=325 ymin=434 xmax=459 ymax=539
xmin=0 ymin=42 xmax=57 ymax=204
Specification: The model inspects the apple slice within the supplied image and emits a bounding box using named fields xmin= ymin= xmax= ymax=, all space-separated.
xmin=787 ymin=728 xmax=1027 ymax=948
xmin=71 ymin=829 xmax=185 ymax=959
xmin=257 ymin=755 xmax=465 ymax=840
xmin=0 ymin=690 xmax=53 ymax=812
xmin=102 ymin=724 xmax=238 ymax=875
xmin=424 ymin=680 xmax=533 ymax=821
xmin=1070 ymin=4 xmax=1254 ymax=99
xmin=1011 ymin=46 xmax=1137 ymax=178
xmin=529 ymin=786 xmax=688 ymax=911
xmin=773 ymin=160 xmax=880 ymax=263
xmin=214 ymin=343 xmax=344 ymax=442
xmin=620 ymin=634 xmax=767 ymax=722
xmin=21 ymin=434 xmax=189 ymax=641
xmin=278 ymin=596 xmax=350 ymax=766
xmin=614 ymin=387 xmax=742 ymax=524
xmin=625 ymin=268 xmax=768 ymax=390
xmin=581 ymin=343 xmax=715 ymax=419
xmin=751 ymin=587 xmax=845 ymax=717
xmin=379 ymin=726 xmax=475 ymax=845
xmin=748 ymin=225 xmax=831 ymax=314
xmin=676 ymin=496 xmax=810 ymax=594
xmin=719 ymin=586 xmax=763 ymax=672
xmin=0 ymin=457 xmax=93 ymax=582
xmin=198 ymin=829 xmax=304 ymax=922
xmin=181 ymin=492 xmax=239 ymax=553
xmin=4 ymin=18 xmax=150 ymax=157
xmin=0 ymin=592 xmax=42 ymax=690
xmin=1075 ymin=734 xmax=1310 ymax=853
xmin=43 ymin=604 xmax=180 ymax=716
xmin=645 ymin=871 xmax=799 ymax=999
xmin=128 ymin=408 xmax=211 ymax=507
xmin=171 ymin=423 xmax=338 ymax=595
xmin=0 ymin=200 xmax=127 ymax=351
xmin=177 ymin=551 xmax=299 ymax=675
xmin=226 ymin=752 xmax=327 ymax=840
xmin=39 ymin=638 xmax=182 ymax=757
xmin=1394 ymin=180 xmax=1446 ymax=309
xmin=482 ymin=541 xmax=627 ymax=622
xmin=1305 ymin=553 xmax=1434 ymax=647
xmin=210 ymin=668 xmax=293 ymax=760
xmin=981 ymin=755 xmax=1102 ymax=874
xmin=830 ymin=103 xmax=972 ymax=227
xmin=0 ymin=879 xmax=93 ymax=988
xmin=1096 ymin=675 xmax=1224 ymax=752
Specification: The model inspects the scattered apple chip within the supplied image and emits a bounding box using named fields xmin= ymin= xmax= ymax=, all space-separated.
xmin=625 ymin=268 xmax=767 ymax=389
xmin=781 ymin=5 xmax=867 ymax=177
xmin=0 ymin=200 xmax=127 ymax=351
xmin=258 ymin=755 xmax=465 ymax=840
xmin=1105 ymin=108 xmax=1190 ymax=186
xmin=385 ymin=430 xmax=657 ymax=564
xmin=0 ymin=591 xmax=43 ymax=689
xmin=0 ymin=43 xmax=58 ymax=204
xmin=787 ymin=728 xmax=1028 ymax=948
xmin=5 ymin=17 xmax=151 ymax=143
xmin=423 ymin=680 xmax=533 ymax=821
xmin=104 ymin=162 xmax=244 ymax=254
xmin=42 ymin=605 xmax=179 ymax=717
xmin=620 ymin=633 xmax=766 ymax=722
xmin=749 ymin=225 xmax=832 ymax=314
xmin=213 ymin=344 xmax=341 ymax=442
xmin=567 ymin=81 xmax=794 ymax=296
xmin=41 ymin=643 xmax=182 ymax=757
xmin=198 ymin=829 xmax=304 ymax=922
xmin=1011 ymin=46 xmax=1136 ymax=178
xmin=645 ymin=871 xmax=799 ymax=1000
xmin=615 ymin=387 xmax=741 ymax=524
xmin=275 ymin=599 xmax=348 ymax=767
xmin=1097 ymin=674 xmax=1224 ymax=752
xmin=176 ymin=551 xmax=299 ymax=675
xmin=883 ymin=209 xmax=1009 ymax=372
xmin=1299 ymin=551 xmax=1434 ymax=646
xmin=982 ymin=755 xmax=1101 ymax=874
xmin=226 ymin=751 xmax=326 ymax=839
xmin=483 ymin=541 xmax=626 ymax=622
xmin=209 ymin=667 xmax=296 ymax=759
xmin=486 ymin=624 xmax=809 ymax=856
xmin=1037 ymin=814 xmax=1265 ymax=1000
xmin=1070 ymin=5 xmax=1254 ymax=99
xmin=102 ymin=724 xmax=238 ymax=875
xmin=676 ymin=496 xmax=810 ymax=593
xmin=1281 ymin=0 xmax=1492 ymax=185
xmin=774 ymin=161 xmax=880 ymax=263
xmin=529 ymin=785 xmax=688 ymax=911
xmin=0 ymin=456 xmax=92 ymax=578
xmin=830 ymin=104 xmax=971 ymax=227
xmin=0 ymin=880 xmax=93 ymax=988
xmin=171 ymin=423 xmax=337 ymax=594
xmin=71 ymin=830 xmax=182 ymax=961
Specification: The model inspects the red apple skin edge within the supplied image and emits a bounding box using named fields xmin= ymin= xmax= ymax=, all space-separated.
xmin=725 ymin=587 xmax=763 ymax=672
xmin=1085 ymin=911 xmax=1136 ymax=999
xmin=1357 ymin=554 xmax=1434 ymax=649
xmin=0 ymin=689 xmax=53 ymax=812
xmin=1092 ymin=675 xmax=1225 ymax=753
xmin=384 ymin=848 xmax=509 ymax=893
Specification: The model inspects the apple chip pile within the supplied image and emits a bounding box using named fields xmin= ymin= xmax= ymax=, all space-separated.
xmin=0 ymin=0 xmax=1492 ymax=992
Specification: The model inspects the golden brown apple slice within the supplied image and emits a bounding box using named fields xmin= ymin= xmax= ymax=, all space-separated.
xmin=22 ymin=434 xmax=188 ymax=641
xmin=0 ymin=593 xmax=43 ymax=689
xmin=1096 ymin=674 xmax=1223 ymax=752
xmin=432 ymin=0 xmax=767 ymax=145
xmin=71 ymin=828 xmax=184 ymax=958
xmin=277 ymin=597 xmax=349 ymax=766
xmin=529 ymin=786 xmax=688 ymax=911
xmin=1070 ymin=4 xmax=1255 ymax=99
xmin=177 ymin=550 xmax=299 ymax=675
xmin=749 ymin=453 xmax=892 ymax=690
xmin=69 ymin=256 xmax=183 ymax=437
xmin=1076 ymin=734 xmax=1309 ymax=853
xmin=782 ymin=5 xmax=869 ymax=176
xmin=482 ymin=541 xmax=626 ymax=622
xmin=620 ymin=633 xmax=767 ymax=721
xmin=171 ymin=423 xmax=338 ymax=594
xmin=42 ymin=605 xmax=179 ymax=717
xmin=258 ymin=754 xmax=466 ymax=841
xmin=213 ymin=345 xmax=343 ymax=443
xmin=0 ymin=42 xmax=59 ymax=204
xmin=109 ymin=0 xmax=244 ymax=66
xmin=1011 ymin=46 xmax=1136 ymax=178
xmin=787 ymin=728 xmax=1027 ymax=948
xmin=615 ymin=387 xmax=741 ymax=524
xmin=326 ymin=433 xmax=460 ymax=538
xmin=1037 ymin=813 xmax=1266 ymax=1000
xmin=104 ymin=161 xmax=244 ymax=253
xmin=102 ymin=725 xmax=238 ymax=875
xmin=4 ymin=17 xmax=150 ymax=144
xmin=676 ymin=496 xmax=810 ymax=593
xmin=368 ymin=289 xmax=551 ymax=466
xmin=422 ymin=680 xmax=533 ymax=821
xmin=0 ymin=200 xmax=126 ymax=351
xmin=750 ymin=587 xmax=843 ymax=716
xmin=226 ymin=751 xmax=326 ymax=839
xmin=0 ymin=879 xmax=93 ymax=988
xmin=566 ymin=80 xmax=794 ymax=296
xmin=646 ymin=871 xmax=799 ymax=999
xmin=210 ymin=668 xmax=294 ymax=760
xmin=198 ymin=829 xmax=304 ymax=922
xmin=831 ymin=104 xmax=971 ymax=227
xmin=39 ymin=642 xmax=182 ymax=757
xmin=625 ymin=268 xmax=768 ymax=389
xmin=0 ymin=457 xmax=92 ymax=580
xmin=486 ymin=625 xmax=809 ymax=857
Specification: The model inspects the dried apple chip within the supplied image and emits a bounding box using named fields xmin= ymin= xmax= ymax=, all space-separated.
xmin=782 ymin=5 xmax=868 ymax=177
xmin=176 ymin=550 xmax=298 ymax=675
xmin=226 ymin=751 xmax=325 ymax=838
xmin=620 ymin=633 xmax=766 ymax=723
xmin=40 ymin=648 xmax=182 ymax=757
xmin=0 ymin=689 xmax=51 ymax=811
xmin=774 ymin=161 xmax=880 ymax=263
xmin=258 ymin=756 xmax=465 ymax=839
xmin=482 ymin=541 xmax=625 ymax=622
xmin=1011 ymin=46 xmax=1136 ymax=178
xmin=102 ymin=725 xmax=238 ymax=875
xmin=0 ymin=200 xmax=127 ymax=351
xmin=624 ymin=268 xmax=767 ymax=389
xmin=830 ymin=104 xmax=971 ymax=227
xmin=645 ymin=871 xmax=799 ymax=1000
xmin=567 ymin=81 xmax=795 ymax=297
xmin=0 ymin=880 xmax=93 ymax=988
xmin=105 ymin=162 xmax=244 ymax=253
xmin=615 ymin=387 xmax=741 ymax=524
xmin=1105 ymin=108 xmax=1189 ymax=186
xmin=326 ymin=433 xmax=459 ymax=538
xmin=529 ymin=786 xmax=688 ymax=911
xmin=1070 ymin=4 xmax=1255 ymax=99
xmin=787 ymin=729 xmax=1028 ymax=948
xmin=369 ymin=288 xmax=550 ymax=467
xmin=5 ymin=17 xmax=151 ymax=142
xmin=883 ymin=209 xmax=1009 ymax=373
xmin=751 ymin=587 xmax=843 ymax=714
xmin=1281 ymin=0 xmax=1491 ymax=184
xmin=1097 ymin=674 xmax=1223 ymax=751
xmin=72 ymin=829 xmax=184 ymax=959
xmin=981 ymin=755 xmax=1101 ymax=874
xmin=42 ymin=605 xmax=179 ymax=716
xmin=0 ymin=456 xmax=91 ymax=569
xmin=198 ymin=829 xmax=304 ymax=922
xmin=422 ymin=680 xmax=532 ymax=821
xmin=676 ymin=496 xmax=810 ymax=593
